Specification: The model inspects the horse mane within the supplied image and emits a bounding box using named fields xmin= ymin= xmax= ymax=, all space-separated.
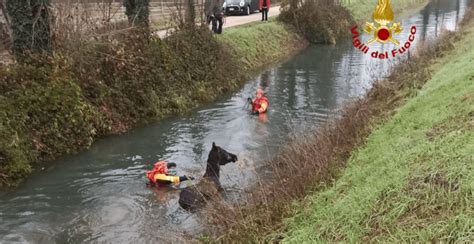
xmin=203 ymin=147 xmax=220 ymax=184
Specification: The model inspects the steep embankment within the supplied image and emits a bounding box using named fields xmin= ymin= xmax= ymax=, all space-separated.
xmin=218 ymin=20 xmax=306 ymax=70
xmin=281 ymin=14 xmax=474 ymax=243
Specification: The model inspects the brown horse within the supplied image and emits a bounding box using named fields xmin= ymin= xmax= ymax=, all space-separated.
xmin=178 ymin=142 xmax=237 ymax=210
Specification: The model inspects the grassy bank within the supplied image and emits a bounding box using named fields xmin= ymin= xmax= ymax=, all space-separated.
xmin=208 ymin=2 xmax=474 ymax=242
xmin=281 ymin=19 xmax=474 ymax=242
xmin=218 ymin=19 xmax=306 ymax=70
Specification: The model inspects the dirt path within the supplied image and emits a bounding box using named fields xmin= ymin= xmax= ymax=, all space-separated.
xmin=224 ymin=6 xmax=281 ymax=28
xmin=157 ymin=5 xmax=281 ymax=38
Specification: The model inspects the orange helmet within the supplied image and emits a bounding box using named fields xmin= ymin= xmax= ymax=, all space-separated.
xmin=146 ymin=161 xmax=168 ymax=183
xmin=153 ymin=161 xmax=168 ymax=174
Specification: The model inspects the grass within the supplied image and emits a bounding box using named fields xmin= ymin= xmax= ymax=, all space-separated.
xmin=343 ymin=0 xmax=429 ymax=22
xmin=217 ymin=18 xmax=306 ymax=70
xmin=280 ymin=18 xmax=474 ymax=243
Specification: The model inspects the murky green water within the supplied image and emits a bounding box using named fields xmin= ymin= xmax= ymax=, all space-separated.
xmin=0 ymin=0 xmax=470 ymax=242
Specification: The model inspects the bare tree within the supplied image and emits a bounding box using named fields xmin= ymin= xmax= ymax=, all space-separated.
xmin=6 ymin=0 xmax=33 ymax=59
xmin=30 ymin=0 xmax=52 ymax=52
xmin=0 ymin=0 xmax=10 ymax=25
xmin=0 ymin=0 xmax=12 ymax=49
xmin=5 ymin=0 xmax=52 ymax=61
xmin=185 ymin=0 xmax=195 ymax=26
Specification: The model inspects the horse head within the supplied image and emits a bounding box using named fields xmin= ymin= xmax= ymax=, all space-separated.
xmin=209 ymin=142 xmax=238 ymax=166
xmin=179 ymin=142 xmax=237 ymax=211
xmin=204 ymin=142 xmax=237 ymax=180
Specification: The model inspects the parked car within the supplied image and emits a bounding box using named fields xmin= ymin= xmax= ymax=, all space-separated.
xmin=223 ymin=0 xmax=259 ymax=15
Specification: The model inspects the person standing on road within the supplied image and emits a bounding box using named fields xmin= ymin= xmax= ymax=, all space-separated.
xmin=205 ymin=0 xmax=225 ymax=34
xmin=260 ymin=0 xmax=270 ymax=21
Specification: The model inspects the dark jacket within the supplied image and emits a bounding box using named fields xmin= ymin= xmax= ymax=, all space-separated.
xmin=205 ymin=0 xmax=224 ymax=16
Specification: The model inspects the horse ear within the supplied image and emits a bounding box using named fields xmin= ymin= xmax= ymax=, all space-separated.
xmin=212 ymin=142 xmax=216 ymax=148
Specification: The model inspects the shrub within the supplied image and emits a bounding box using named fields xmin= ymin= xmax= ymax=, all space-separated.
xmin=279 ymin=0 xmax=354 ymax=44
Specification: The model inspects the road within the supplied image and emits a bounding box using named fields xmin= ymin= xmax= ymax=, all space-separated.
xmin=157 ymin=5 xmax=281 ymax=38
xmin=224 ymin=6 xmax=281 ymax=28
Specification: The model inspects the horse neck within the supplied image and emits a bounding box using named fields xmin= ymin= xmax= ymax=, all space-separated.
xmin=203 ymin=160 xmax=220 ymax=179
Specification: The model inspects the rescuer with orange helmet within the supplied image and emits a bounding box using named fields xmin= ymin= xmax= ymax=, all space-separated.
xmin=248 ymin=88 xmax=269 ymax=115
xmin=146 ymin=161 xmax=194 ymax=187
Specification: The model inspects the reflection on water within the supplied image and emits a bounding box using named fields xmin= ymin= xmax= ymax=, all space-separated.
xmin=0 ymin=0 xmax=470 ymax=242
